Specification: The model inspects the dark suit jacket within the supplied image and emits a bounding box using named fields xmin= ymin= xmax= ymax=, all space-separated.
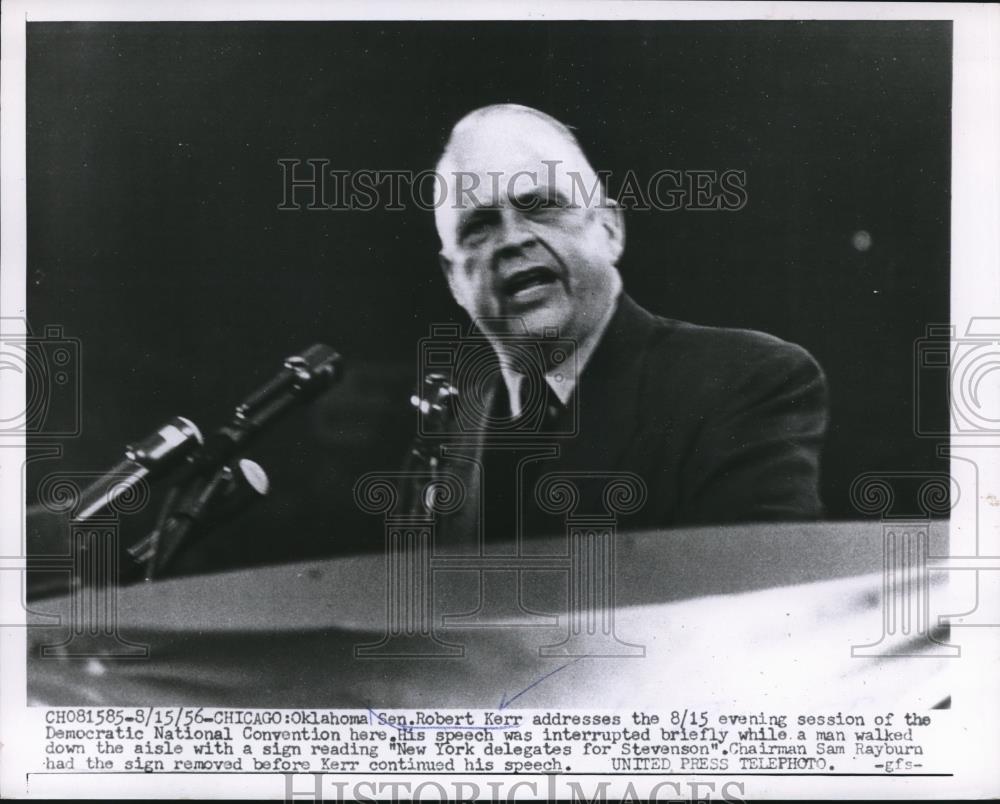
xmin=432 ymin=294 xmax=828 ymax=547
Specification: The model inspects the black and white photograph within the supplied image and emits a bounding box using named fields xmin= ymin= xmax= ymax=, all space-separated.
xmin=1 ymin=1 xmax=998 ymax=800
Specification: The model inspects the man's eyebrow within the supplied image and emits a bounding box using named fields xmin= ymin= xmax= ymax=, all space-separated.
xmin=454 ymin=189 xmax=569 ymax=227
xmin=457 ymin=203 xmax=498 ymax=222
xmin=510 ymin=186 xmax=570 ymax=208
xmin=461 ymin=199 xmax=498 ymax=211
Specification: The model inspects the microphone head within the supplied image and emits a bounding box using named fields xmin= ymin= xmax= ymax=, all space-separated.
xmin=237 ymin=458 xmax=270 ymax=496
xmin=235 ymin=344 xmax=343 ymax=424
xmin=286 ymin=343 xmax=342 ymax=396
xmin=125 ymin=416 xmax=204 ymax=474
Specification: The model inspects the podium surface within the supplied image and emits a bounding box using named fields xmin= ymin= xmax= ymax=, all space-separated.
xmin=26 ymin=520 xmax=954 ymax=710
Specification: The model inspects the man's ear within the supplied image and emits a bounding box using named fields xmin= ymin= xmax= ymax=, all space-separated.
xmin=599 ymin=198 xmax=626 ymax=264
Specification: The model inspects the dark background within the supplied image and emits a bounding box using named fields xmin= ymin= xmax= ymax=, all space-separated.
xmin=25 ymin=21 xmax=951 ymax=573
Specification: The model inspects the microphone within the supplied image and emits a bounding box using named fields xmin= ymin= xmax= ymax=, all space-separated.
xmin=131 ymin=344 xmax=341 ymax=576
xmin=74 ymin=416 xmax=203 ymax=522
xmin=189 ymin=343 xmax=342 ymax=472
xmin=72 ymin=344 xmax=342 ymax=523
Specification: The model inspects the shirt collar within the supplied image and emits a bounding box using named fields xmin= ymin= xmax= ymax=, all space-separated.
xmin=499 ymin=275 xmax=623 ymax=418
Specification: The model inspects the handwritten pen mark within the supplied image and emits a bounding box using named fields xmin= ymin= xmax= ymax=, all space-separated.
xmin=498 ymin=657 xmax=583 ymax=710
xmin=364 ymin=659 xmax=584 ymax=731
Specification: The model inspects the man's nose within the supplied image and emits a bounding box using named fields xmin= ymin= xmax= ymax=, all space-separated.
xmin=493 ymin=208 xmax=536 ymax=257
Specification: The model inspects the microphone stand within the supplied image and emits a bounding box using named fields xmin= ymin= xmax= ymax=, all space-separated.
xmin=127 ymin=343 xmax=341 ymax=579
xmin=403 ymin=373 xmax=457 ymax=515
xmin=129 ymin=463 xmax=250 ymax=580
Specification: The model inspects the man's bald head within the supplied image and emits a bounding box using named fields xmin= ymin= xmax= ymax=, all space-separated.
xmin=436 ymin=104 xmax=589 ymax=174
xmin=433 ymin=104 xmax=607 ymax=253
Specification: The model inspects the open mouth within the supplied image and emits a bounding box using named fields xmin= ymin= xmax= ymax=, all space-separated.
xmin=501 ymin=266 xmax=560 ymax=298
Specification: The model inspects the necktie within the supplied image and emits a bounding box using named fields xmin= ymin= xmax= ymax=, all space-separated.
xmin=513 ymin=375 xmax=565 ymax=430
xmin=480 ymin=379 xmax=566 ymax=546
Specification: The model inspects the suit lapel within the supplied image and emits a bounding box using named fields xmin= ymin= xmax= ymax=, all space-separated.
xmin=437 ymin=295 xmax=659 ymax=545
xmin=437 ymin=359 xmax=503 ymax=551
xmin=554 ymin=294 xmax=659 ymax=473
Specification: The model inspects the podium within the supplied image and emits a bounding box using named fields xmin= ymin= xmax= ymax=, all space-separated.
xmin=26 ymin=520 xmax=958 ymax=710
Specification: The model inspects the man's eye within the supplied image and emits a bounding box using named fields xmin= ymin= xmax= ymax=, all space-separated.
xmin=512 ymin=196 xmax=555 ymax=213
xmin=537 ymin=198 xmax=568 ymax=213
xmin=459 ymin=219 xmax=490 ymax=242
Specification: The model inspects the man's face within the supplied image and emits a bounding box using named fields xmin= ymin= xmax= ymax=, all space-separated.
xmin=436 ymin=117 xmax=624 ymax=345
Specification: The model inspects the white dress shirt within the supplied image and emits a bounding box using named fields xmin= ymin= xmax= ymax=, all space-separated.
xmin=499 ymin=276 xmax=623 ymax=418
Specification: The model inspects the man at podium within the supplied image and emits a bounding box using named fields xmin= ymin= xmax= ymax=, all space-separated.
xmin=414 ymin=103 xmax=829 ymax=546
